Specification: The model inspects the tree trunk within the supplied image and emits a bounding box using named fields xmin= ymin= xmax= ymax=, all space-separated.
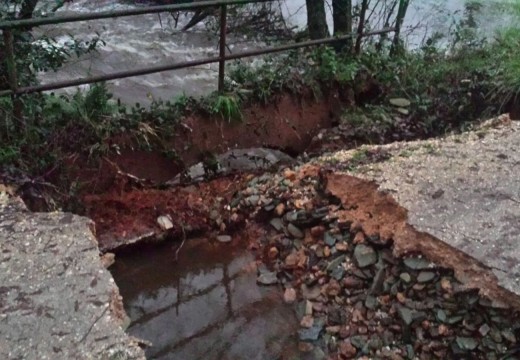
xmin=332 ymin=0 xmax=352 ymax=52
xmin=332 ymin=0 xmax=352 ymax=35
xmin=377 ymin=0 xmax=398 ymax=51
xmin=390 ymin=0 xmax=410 ymax=57
xmin=354 ymin=0 xmax=369 ymax=55
xmin=305 ymin=0 xmax=328 ymax=40
xmin=19 ymin=0 xmax=39 ymax=20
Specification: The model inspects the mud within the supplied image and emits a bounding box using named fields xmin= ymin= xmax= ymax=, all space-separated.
xmin=83 ymin=174 xmax=250 ymax=251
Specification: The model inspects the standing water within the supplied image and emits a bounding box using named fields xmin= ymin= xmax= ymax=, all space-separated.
xmin=110 ymin=237 xmax=301 ymax=360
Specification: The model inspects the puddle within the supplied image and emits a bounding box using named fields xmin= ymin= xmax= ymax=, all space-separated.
xmin=110 ymin=237 xmax=301 ymax=360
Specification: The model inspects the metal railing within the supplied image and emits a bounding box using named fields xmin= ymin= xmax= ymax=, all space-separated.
xmin=0 ymin=0 xmax=395 ymax=119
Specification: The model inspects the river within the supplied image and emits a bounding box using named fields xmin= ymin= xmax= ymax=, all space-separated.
xmin=36 ymin=0 xmax=508 ymax=105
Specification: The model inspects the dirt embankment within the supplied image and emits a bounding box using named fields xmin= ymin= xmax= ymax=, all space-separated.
xmin=58 ymin=91 xmax=343 ymax=197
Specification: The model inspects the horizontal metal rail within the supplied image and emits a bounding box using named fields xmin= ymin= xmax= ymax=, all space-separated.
xmin=0 ymin=0 xmax=274 ymax=29
xmin=0 ymin=28 xmax=394 ymax=97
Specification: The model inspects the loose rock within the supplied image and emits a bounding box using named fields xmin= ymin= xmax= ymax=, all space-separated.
xmin=354 ymin=244 xmax=377 ymax=268
xmin=284 ymin=288 xmax=297 ymax=304
xmin=216 ymin=235 xmax=232 ymax=243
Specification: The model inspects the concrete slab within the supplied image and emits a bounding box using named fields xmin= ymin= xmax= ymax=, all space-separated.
xmin=0 ymin=194 xmax=145 ymax=360
xmin=319 ymin=116 xmax=520 ymax=297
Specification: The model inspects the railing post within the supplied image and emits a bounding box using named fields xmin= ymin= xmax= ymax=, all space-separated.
xmin=218 ymin=4 xmax=227 ymax=93
xmin=2 ymin=29 xmax=24 ymax=130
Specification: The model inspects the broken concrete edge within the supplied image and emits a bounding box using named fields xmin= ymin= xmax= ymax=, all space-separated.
xmin=324 ymin=172 xmax=520 ymax=311
xmin=0 ymin=194 xmax=146 ymax=360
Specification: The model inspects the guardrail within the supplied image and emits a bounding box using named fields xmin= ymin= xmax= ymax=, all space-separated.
xmin=0 ymin=0 xmax=395 ymax=121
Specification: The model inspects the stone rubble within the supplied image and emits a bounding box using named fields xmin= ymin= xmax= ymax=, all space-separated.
xmin=225 ymin=160 xmax=520 ymax=359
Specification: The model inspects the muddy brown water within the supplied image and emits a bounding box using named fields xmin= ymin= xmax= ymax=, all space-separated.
xmin=110 ymin=237 xmax=301 ymax=360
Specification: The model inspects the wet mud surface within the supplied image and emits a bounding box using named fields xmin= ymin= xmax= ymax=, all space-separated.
xmin=84 ymin=174 xmax=249 ymax=251
xmin=111 ymin=236 xmax=302 ymax=360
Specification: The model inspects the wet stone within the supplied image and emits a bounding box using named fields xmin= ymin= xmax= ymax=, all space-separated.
xmin=436 ymin=309 xmax=447 ymax=323
xmin=257 ymin=271 xmax=278 ymax=286
xmin=502 ymin=330 xmax=516 ymax=343
xmin=269 ymin=218 xmax=284 ymax=232
xmin=298 ymin=321 xmax=324 ymax=342
xmin=398 ymin=306 xmax=413 ymax=326
xmin=285 ymin=211 xmax=299 ymax=223
xmin=456 ymin=337 xmax=479 ymax=351
xmin=417 ymin=271 xmax=436 ymax=283
xmin=490 ymin=328 xmax=503 ymax=343
xmin=324 ymin=232 xmax=337 ymax=247
xmin=263 ymin=202 xmax=275 ymax=212
xmin=275 ymin=203 xmax=285 ymax=216
xmin=310 ymin=346 xmax=327 ymax=359
xmin=284 ymin=288 xmax=297 ymax=304
xmin=447 ymin=315 xmax=464 ymax=325
xmin=216 ymin=235 xmax=232 ymax=243
xmin=331 ymin=266 xmax=346 ymax=281
xmin=300 ymin=315 xmax=314 ymax=328
xmin=353 ymin=244 xmax=377 ymax=268
xmin=403 ymin=257 xmax=432 ymax=270
xmin=287 ymin=223 xmax=304 ymax=239
xmin=157 ymin=215 xmax=174 ymax=230
xmin=305 ymin=300 xmax=314 ymax=316
xmin=365 ymin=295 xmax=378 ymax=310
xmin=335 ymin=242 xmax=348 ymax=252
xmin=479 ymin=324 xmax=491 ymax=336
xmin=339 ymin=341 xmax=357 ymax=357
xmin=400 ymin=272 xmax=412 ymax=283
xmin=298 ymin=341 xmax=314 ymax=353
xmin=343 ymin=276 xmax=364 ymax=289
xmin=327 ymin=255 xmax=346 ymax=272
xmin=268 ymin=246 xmax=279 ymax=259
xmin=349 ymin=335 xmax=367 ymax=350
xmin=301 ymin=284 xmax=321 ymax=300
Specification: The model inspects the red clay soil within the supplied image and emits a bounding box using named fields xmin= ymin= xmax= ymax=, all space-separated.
xmin=83 ymin=173 xmax=250 ymax=252
xmin=324 ymin=172 xmax=520 ymax=310
xmin=68 ymin=91 xmax=344 ymax=251
xmin=61 ymin=92 xmax=340 ymax=196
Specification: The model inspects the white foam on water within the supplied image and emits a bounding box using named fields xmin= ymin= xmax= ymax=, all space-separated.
xmin=36 ymin=0 xmax=509 ymax=105
xmin=62 ymin=0 xmax=137 ymax=14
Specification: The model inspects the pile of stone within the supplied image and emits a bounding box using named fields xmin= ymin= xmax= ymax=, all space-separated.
xmin=228 ymin=165 xmax=520 ymax=359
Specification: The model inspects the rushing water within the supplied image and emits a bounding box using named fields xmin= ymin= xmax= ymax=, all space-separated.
xmin=110 ymin=238 xmax=301 ymax=360
xmin=36 ymin=0 xmax=509 ymax=105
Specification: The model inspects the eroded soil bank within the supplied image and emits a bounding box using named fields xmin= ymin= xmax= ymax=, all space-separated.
xmin=54 ymin=91 xmax=341 ymax=198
